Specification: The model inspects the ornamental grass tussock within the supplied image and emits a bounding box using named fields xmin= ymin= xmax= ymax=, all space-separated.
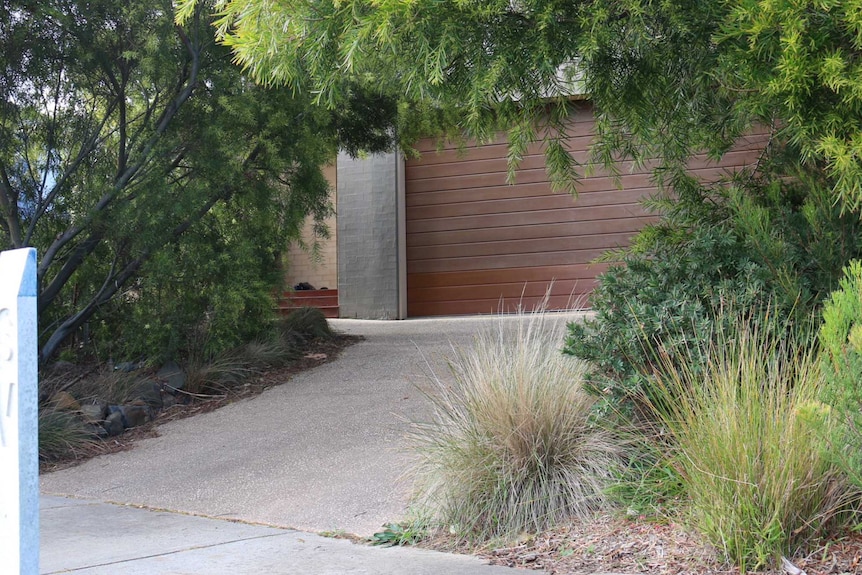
xmin=643 ymin=309 xmax=859 ymax=571
xmin=408 ymin=306 xmax=624 ymax=542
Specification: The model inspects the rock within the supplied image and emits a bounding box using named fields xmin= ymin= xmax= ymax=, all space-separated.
xmin=52 ymin=391 xmax=81 ymax=412
xmin=103 ymin=410 xmax=124 ymax=436
xmin=157 ymin=361 xmax=186 ymax=392
xmin=80 ymin=402 xmax=107 ymax=422
xmin=120 ymin=402 xmax=153 ymax=428
xmin=84 ymin=421 xmax=109 ymax=439
xmin=132 ymin=378 xmax=163 ymax=410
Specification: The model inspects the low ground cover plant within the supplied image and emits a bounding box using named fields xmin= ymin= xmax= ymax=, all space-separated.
xmin=409 ymin=309 xmax=624 ymax=541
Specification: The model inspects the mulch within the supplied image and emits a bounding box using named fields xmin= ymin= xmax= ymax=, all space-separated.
xmin=422 ymin=514 xmax=862 ymax=575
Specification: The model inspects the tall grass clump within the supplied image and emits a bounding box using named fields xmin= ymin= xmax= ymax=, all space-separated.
xmin=39 ymin=406 xmax=97 ymax=462
xmin=646 ymin=311 xmax=856 ymax=571
xmin=410 ymin=310 xmax=623 ymax=541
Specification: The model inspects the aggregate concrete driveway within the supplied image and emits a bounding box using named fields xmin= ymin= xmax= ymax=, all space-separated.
xmin=40 ymin=314 xmax=585 ymax=537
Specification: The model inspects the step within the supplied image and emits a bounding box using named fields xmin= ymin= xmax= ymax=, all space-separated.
xmin=277 ymin=289 xmax=339 ymax=318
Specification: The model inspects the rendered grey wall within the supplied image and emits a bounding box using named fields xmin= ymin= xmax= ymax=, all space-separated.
xmin=336 ymin=151 xmax=401 ymax=319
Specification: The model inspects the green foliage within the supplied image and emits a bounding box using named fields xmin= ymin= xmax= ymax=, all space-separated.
xmin=820 ymin=260 xmax=862 ymax=487
xmin=370 ymin=520 xmax=429 ymax=547
xmin=409 ymin=311 xmax=622 ymax=541
xmin=608 ymin=434 xmax=685 ymax=520
xmin=564 ymin=171 xmax=862 ymax=413
xmin=2 ymin=0 xmax=396 ymax=367
xmin=645 ymin=311 xmax=856 ymax=571
xmin=180 ymin=0 xmax=862 ymax=209
xmin=68 ymin=370 xmax=142 ymax=407
xmin=183 ymin=329 xmax=304 ymax=396
xmin=715 ymin=0 xmax=862 ymax=212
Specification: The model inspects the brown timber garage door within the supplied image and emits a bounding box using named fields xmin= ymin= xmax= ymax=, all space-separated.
xmin=405 ymin=104 xmax=767 ymax=316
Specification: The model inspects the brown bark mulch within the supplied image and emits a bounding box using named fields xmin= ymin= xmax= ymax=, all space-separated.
xmin=426 ymin=515 xmax=862 ymax=575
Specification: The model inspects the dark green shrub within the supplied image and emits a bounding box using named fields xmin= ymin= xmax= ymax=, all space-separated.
xmin=565 ymin=170 xmax=862 ymax=414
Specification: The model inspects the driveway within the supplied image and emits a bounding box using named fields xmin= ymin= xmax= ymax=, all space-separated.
xmin=40 ymin=313 xmax=585 ymax=537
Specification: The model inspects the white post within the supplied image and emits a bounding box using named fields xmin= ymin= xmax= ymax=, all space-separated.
xmin=0 ymin=248 xmax=39 ymax=575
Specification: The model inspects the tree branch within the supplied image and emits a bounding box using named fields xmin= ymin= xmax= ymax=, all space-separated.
xmin=39 ymin=185 xmax=232 ymax=364
xmin=0 ymin=163 xmax=23 ymax=247
xmin=37 ymin=22 xmax=202 ymax=278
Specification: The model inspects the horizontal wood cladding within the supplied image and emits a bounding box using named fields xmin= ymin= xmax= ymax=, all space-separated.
xmin=408 ymin=203 xmax=650 ymax=234
xmin=408 ymin=217 xmax=648 ymax=247
xmin=407 ymin=188 xmax=649 ymax=221
xmin=408 ymin=263 xmax=612 ymax=289
xmin=407 ymin=149 xmax=764 ymax=194
xmin=408 ymin=294 xmax=597 ymax=317
xmin=408 ymin=232 xmax=637 ymax=265
xmin=407 ymin=268 xmax=604 ymax=315
xmin=404 ymin=103 xmax=766 ymax=316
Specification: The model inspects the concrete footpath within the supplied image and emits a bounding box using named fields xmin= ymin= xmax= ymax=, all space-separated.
xmin=39 ymin=315 xmax=584 ymax=574
xmin=40 ymin=495 xmax=520 ymax=574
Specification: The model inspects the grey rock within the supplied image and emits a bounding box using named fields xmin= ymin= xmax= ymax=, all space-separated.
xmin=80 ymin=403 xmax=107 ymax=423
xmin=157 ymin=361 xmax=186 ymax=392
xmin=84 ymin=421 xmax=109 ymax=439
xmin=103 ymin=411 xmax=124 ymax=436
xmin=133 ymin=378 xmax=163 ymax=410
xmin=161 ymin=393 xmax=176 ymax=410
xmin=120 ymin=403 xmax=153 ymax=428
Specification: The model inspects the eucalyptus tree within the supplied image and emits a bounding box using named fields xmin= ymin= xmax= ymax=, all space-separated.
xmin=1 ymin=0 xmax=389 ymax=365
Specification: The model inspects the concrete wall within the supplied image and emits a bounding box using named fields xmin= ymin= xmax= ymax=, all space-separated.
xmin=283 ymin=164 xmax=338 ymax=290
xmin=336 ymin=151 xmax=402 ymax=319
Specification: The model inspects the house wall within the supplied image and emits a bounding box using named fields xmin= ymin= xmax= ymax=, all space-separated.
xmin=283 ymin=164 xmax=338 ymax=290
xmin=403 ymin=103 xmax=770 ymax=316
xmin=333 ymin=106 xmax=768 ymax=319
xmin=336 ymin=151 xmax=403 ymax=319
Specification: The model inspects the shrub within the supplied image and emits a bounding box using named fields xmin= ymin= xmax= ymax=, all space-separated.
xmin=565 ymin=172 xmax=861 ymax=415
xmin=645 ymin=311 xmax=856 ymax=571
xmin=820 ymin=260 xmax=862 ymax=487
xmin=409 ymin=311 xmax=623 ymax=541
xmin=67 ymin=369 xmax=142 ymax=406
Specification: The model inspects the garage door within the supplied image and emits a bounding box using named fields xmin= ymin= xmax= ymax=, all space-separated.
xmin=405 ymin=104 xmax=768 ymax=316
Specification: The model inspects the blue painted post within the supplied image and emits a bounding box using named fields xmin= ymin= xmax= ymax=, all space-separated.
xmin=0 ymin=248 xmax=39 ymax=574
